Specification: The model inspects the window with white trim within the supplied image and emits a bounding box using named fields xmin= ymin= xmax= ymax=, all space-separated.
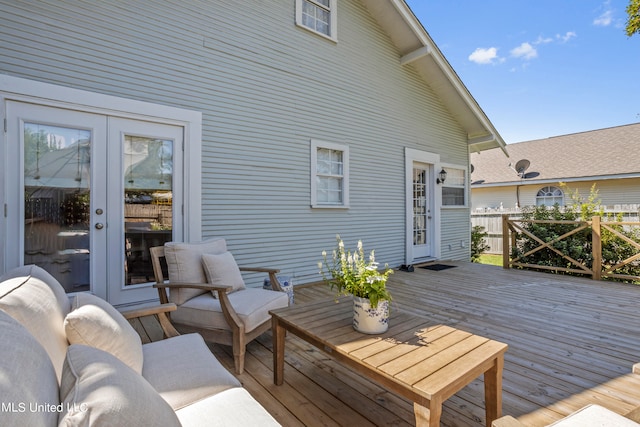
xmin=441 ymin=167 xmax=467 ymax=206
xmin=536 ymin=186 xmax=564 ymax=206
xmin=311 ymin=139 xmax=349 ymax=207
xmin=296 ymin=0 xmax=337 ymax=41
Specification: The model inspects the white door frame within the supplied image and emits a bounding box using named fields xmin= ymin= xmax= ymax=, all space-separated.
xmin=1 ymin=75 xmax=202 ymax=306
xmin=405 ymin=148 xmax=442 ymax=264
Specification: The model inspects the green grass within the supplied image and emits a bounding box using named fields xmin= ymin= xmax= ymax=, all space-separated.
xmin=477 ymin=254 xmax=503 ymax=266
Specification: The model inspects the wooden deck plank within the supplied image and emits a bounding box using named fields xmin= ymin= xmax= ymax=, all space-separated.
xmin=136 ymin=262 xmax=640 ymax=426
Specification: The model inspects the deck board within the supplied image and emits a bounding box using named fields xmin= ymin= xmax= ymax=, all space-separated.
xmin=138 ymin=262 xmax=640 ymax=426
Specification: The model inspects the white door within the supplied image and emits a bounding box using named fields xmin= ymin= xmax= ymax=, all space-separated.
xmin=5 ymin=101 xmax=182 ymax=305
xmin=107 ymin=117 xmax=183 ymax=305
xmin=412 ymin=163 xmax=432 ymax=259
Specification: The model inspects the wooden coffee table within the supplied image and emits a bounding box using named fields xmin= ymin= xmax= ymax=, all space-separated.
xmin=271 ymin=297 xmax=508 ymax=427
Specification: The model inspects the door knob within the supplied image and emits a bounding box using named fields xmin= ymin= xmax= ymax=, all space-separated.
xmin=95 ymin=223 xmax=104 ymax=230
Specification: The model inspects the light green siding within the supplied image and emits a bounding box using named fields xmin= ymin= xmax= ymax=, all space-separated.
xmin=1 ymin=0 xmax=471 ymax=284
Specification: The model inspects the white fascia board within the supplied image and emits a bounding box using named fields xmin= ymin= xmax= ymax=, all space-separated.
xmin=391 ymin=1 xmax=507 ymax=155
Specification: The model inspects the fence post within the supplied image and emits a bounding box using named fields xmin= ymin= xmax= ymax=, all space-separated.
xmin=592 ymin=216 xmax=601 ymax=280
xmin=502 ymin=214 xmax=510 ymax=269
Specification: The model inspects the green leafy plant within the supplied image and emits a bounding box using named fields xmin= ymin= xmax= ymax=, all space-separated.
xmin=318 ymin=235 xmax=393 ymax=308
xmin=471 ymin=225 xmax=490 ymax=262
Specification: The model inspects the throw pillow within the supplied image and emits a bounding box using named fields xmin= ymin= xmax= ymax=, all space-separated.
xmin=164 ymin=238 xmax=227 ymax=304
xmin=59 ymin=344 xmax=180 ymax=427
xmin=202 ymin=251 xmax=246 ymax=295
xmin=64 ymin=293 xmax=143 ymax=374
xmin=0 ymin=310 xmax=59 ymax=427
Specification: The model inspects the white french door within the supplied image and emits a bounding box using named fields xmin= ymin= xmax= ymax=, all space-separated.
xmin=5 ymin=101 xmax=183 ymax=305
xmin=405 ymin=148 xmax=441 ymax=263
xmin=412 ymin=163 xmax=432 ymax=259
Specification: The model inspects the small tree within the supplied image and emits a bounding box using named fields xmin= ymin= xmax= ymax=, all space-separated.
xmin=471 ymin=225 xmax=490 ymax=262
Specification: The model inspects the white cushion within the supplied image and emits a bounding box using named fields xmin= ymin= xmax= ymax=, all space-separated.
xmin=0 ymin=310 xmax=59 ymax=427
xmin=64 ymin=293 xmax=144 ymax=374
xmin=0 ymin=264 xmax=71 ymax=315
xmin=549 ymin=404 xmax=640 ymax=426
xmin=176 ymin=387 xmax=281 ymax=427
xmin=172 ymin=288 xmax=289 ymax=333
xmin=202 ymin=251 xmax=246 ymax=295
xmin=142 ymin=333 xmax=241 ymax=410
xmin=59 ymin=344 xmax=181 ymax=427
xmin=164 ymin=238 xmax=227 ymax=305
xmin=0 ymin=270 xmax=70 ymax=381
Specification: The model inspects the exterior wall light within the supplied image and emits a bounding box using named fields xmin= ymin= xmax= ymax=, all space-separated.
xmin=436 ymin=168 xmax=447 ymax=184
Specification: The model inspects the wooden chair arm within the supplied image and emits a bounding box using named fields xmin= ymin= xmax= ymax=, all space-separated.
xmin=120 ymin=303 xmax=177 ymax=319
xmin=153 ymin=282 xmax=234 ymax=293
xmin=238 ymin=266 xmax=280 ymax=273
xmin=120 ymin=303 xmax=180 ymax=338
xmin=239 ymin=267 xmax=284 ymax=292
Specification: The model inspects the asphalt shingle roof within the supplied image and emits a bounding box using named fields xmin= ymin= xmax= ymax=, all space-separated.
xmin=470 ymin=123 xmax=640 ymax=185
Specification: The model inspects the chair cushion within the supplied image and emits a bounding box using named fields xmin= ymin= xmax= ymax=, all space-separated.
xmin=176 ymin=387 xmax=281 ymax=427
xmin=164 ymin=238 xmax=227 ymax=305
xmin=142 ymin=333 xmax=241 ymax=410
xmin=202 ymin=251 xmax=246 ymax=295
xmin=0 ymin=310 xmax=59 ymax=427
xmin=549 ymin=404 xmax=640 ymax=426
xmin=64 ymin=293 xmax=144 ymax=374
xmin=0 ymin=266 xmax=70 ymax=382
xmin=172 ymin=288 xmax=289 ymax=333
xmin=59 ymin=344 xmax=180 ymax=427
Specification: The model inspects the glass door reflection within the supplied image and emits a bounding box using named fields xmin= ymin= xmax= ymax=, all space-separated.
xmin=23 ymin=123 xmax=91 ymax=293
xmin=124 ymin=136 xmax=173 ymax=285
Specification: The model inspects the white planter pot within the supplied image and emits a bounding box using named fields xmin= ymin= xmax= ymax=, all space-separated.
xmin=353 ymin=296 xmax=389 ymax=334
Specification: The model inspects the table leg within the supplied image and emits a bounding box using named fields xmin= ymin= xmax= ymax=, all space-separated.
xmin=414 ymin=397 xmax=441 ymax=427
xmin=484 ymin=355 xmax=504 ymax=427
xmin=272 ymin=316 xmax=285 ymax=385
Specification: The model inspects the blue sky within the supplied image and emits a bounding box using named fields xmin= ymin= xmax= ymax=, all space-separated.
xmin=405 ymin=1 xmax=640 ymax=144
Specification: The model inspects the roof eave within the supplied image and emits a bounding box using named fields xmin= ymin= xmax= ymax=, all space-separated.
xmin=361 ymin=0 xmax=508 ymax=155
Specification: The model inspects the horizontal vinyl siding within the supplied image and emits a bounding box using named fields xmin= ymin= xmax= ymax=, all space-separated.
xmin=1 ymin=0 xmax=470 ymax=285
xmin=441 ymin=209 xmax=471 ymax=261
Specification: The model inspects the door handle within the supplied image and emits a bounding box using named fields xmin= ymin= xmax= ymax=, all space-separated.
xmin=95 ymin=223 xmax=104 ymax=230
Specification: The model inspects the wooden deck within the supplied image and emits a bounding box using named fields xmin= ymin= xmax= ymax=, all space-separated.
xmin=135 ymin=262 xmax=640 ymax=426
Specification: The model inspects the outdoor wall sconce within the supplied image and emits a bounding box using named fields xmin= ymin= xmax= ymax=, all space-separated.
xmin=436 ymin=168 xmax=447 ymax=184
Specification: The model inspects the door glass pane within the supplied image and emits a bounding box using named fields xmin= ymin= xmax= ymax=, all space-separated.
xmin=24 ymin=123 xmax=91 ymax=293
xmin=413 ymin=167 xmax=427 ymax=246
xmin=124 ymin=136 xmax=173 ymax=285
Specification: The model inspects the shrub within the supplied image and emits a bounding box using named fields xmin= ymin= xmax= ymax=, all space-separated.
xmin=471 ymin=226 xmax=490 ymax=262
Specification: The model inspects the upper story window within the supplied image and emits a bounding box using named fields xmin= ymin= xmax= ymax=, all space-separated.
xmin=441 ymin=167 xmax=467 ymax=206
xmin=536 ymin=186 xmax=564 ymax=206
xmin=296 ymin=0 xmax=337 ymax=41
xmin=311 ymin=139 xmax=349 ymax=208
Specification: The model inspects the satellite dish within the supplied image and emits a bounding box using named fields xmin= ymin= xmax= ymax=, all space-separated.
xmin=470 ymin=164 xmax=474 ymax=174
xmin=514 ymin=159 xmax=530 ymax=176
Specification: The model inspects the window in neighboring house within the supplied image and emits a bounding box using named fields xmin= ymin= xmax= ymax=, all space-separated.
xmin=536 ymin=186 xmax=564 ymax=206
xmin=441 ymin=167 xmax=466 ymax=206
xmin=296 ymin=0 xmax=337 ymax=41
xmin=311 ymin=139 xmax=349 ymax=207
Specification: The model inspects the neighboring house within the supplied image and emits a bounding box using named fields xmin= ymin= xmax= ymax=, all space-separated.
xmin=471 ymin=123 xmax=640 ymax=212
xmin=0 ymin=0 xmax=505 ymax=307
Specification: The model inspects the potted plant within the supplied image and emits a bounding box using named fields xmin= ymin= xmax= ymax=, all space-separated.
xmin=319 ymin=235 xmax=393 ymax=334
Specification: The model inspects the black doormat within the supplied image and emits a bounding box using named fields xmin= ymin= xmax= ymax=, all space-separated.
xmin=420 ymin=264 xmax=456 ymax=271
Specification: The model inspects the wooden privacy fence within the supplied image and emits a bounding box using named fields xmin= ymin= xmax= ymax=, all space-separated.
xmin=502 ymin=214 xmax=640 ymax=282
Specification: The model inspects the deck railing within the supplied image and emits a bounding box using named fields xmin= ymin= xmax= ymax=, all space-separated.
xmin=502 ymin=214 xmax=640 ymax=282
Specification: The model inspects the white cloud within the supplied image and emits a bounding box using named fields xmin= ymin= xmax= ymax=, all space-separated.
xmin=556 ymin=31 xmax=577 ymax=43
xmin=534 ymin=35 xmax=554 ymax=45
xmin=593 ymin=10 xmax=613 ymax=26
xmin=468 ymin=47 xmax=500 ymax=65
xmin=510 ymin=42 xmax=537 ymax=60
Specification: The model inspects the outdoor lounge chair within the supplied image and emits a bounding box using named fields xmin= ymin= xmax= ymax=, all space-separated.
xmin=150 ymin=238 xmax=290 ymax=374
